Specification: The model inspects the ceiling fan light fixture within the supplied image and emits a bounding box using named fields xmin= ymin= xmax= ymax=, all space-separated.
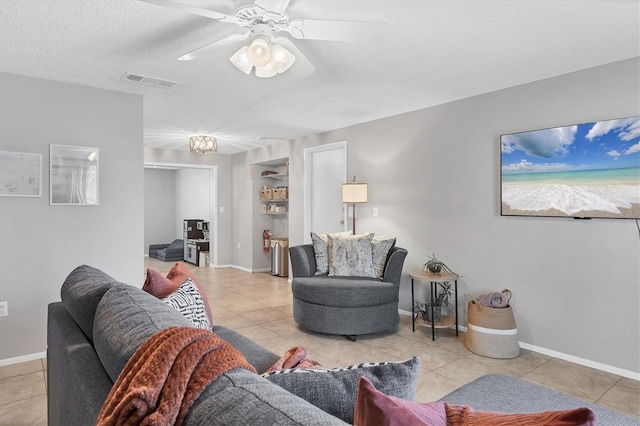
xmin=270 ymin=44 xmax=295 ymax=73
xmin=189 ymin=135 xmax=217 ymax=154
xmin=230 ymin=45 xmax=252 ymax=74
xmin=247 ymin=38 xmax=271 ymax=67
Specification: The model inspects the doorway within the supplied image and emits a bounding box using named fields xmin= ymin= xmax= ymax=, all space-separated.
xmin=303 ymin=141 xmax=347 ymax=242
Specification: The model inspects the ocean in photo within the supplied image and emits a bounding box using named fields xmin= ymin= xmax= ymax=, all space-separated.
xmin=501 ymin=167 xmax=640 ymax=217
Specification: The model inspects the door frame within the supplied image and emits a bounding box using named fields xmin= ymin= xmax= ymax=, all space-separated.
xmin=303 ymin=141 xmax=348 ymax=243
xmin=144 ymin=162 xmax=218 ymax=267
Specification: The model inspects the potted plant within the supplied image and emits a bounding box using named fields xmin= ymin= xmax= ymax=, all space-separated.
xmin=422 ymin=253 xmax=455 ymax=274
xmin=413 ymin=282 xmax=453 ymax=323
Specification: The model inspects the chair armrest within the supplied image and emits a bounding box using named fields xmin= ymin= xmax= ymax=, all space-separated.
xmin=289 ymin=244 xmax=317 ymax=278
xmin=383 ymin=246 xmax=408 ymax=285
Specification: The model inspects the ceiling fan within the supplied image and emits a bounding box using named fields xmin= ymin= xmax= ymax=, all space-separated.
xmin=140 ymin=0 xmax=392 ymax=77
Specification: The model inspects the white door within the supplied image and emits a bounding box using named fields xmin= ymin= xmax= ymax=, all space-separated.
xmin=304 ymin=141 xmax=347 ymax=242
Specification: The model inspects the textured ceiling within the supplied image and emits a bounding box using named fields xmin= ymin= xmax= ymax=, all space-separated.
xmin=1 ymin=1 xmax=638 ymax=154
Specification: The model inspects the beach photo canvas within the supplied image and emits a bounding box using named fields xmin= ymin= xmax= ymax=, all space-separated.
xmin=501 ymin=116 xmax=640 ymax=219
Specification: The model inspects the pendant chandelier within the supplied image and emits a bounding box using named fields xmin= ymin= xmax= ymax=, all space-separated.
xmin=189 ymin=136 xmax=217 ymax=154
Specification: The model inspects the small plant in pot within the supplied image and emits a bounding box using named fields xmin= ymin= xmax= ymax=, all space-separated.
xmin=422 ymin=253 xmax=456 ymax=274
xmin=414 ymin=282 xmax=453 ymax=323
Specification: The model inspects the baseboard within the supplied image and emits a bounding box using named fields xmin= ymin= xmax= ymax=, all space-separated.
xmin=397 ymin=309 xmax=638 ymax=380
xmin=518 ymin=342 xmax=640 ymax=381
xmin=0 ymin=351 xmax=46 ymax=367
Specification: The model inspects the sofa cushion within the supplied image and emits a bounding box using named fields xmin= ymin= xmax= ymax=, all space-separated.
xmin=354 ymin=377 xmax=446 ymax=425
xmin=354 ymin=377 xmax=596 ymax=426
xmin=142 ymin=268 xmax=176 ymax=297
xmin=262 ymin=357 xmax=420 ymax=424
xmin=60 ymin=265 xmax=121 ymax=343
xmin=371 ymin=236 xmax=396 ymax=278
xmin=292 ymin=276 xmax=397 ymax=307
xmin=166 ymin=262 xmax=214 ymax=324
xmin=328 ymin=233 xmax=376 ymax=277
xmin=310 ymin=231 xmax=351 ymax=275
xmin=162 ymin=278 xmax=211 ymax=330
xmin=168 ymin=238 xmax=183 ymax=249
xmin=212 ymin=326 xmax=280 ymax=374
xmin=93 ymin=284 xmax=193 ymax=382
xmin=185 ymin=369 xmax=347 ymax=425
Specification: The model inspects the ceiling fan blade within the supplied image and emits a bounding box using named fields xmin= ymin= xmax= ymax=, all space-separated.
xmin=274 ymin=37 xmax=315 ymax=77
xmin=254 ymin=0 xmax=291 ymax=14
xmin=178 ymin=32 xmax=250 ymax=61
xmin=139 ymin=0 xmax=239 ymax=25
xmin=287 ymin=19 xmax=392 ymax=42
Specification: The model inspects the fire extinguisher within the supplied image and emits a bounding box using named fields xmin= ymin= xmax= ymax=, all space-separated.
xmin=263 ymin=230 xmax=271 ymax=253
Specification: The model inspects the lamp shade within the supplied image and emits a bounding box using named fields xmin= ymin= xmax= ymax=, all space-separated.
xmin=342 ymin=182 xmax=368 ymax=203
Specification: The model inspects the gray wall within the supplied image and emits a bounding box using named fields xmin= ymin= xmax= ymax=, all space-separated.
xmin=232 ymin=58 xmax=640 ymax=374
xmin=0 ymin=73 xmax=143 ymax=361
xmin=144 ymin=168 xmax=177 ymax=253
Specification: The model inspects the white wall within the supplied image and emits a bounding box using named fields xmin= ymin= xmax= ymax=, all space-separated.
xmin=175 ymin=168 xmax=211 ymax=238
xmin=0 ymin=73 xmax=143 ymax=361
xmin=231 ymin=58 xmax=640 ymax=375
xmin=144 ymin=168 xmax=176 ymax=253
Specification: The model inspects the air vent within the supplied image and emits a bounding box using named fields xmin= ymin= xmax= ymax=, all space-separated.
xmin=121 ymin=73 xmax=179 ymax=89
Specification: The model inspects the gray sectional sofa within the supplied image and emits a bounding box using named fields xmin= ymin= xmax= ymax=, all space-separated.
xmin=47 ymin=265 xmax=638 ymax=425
xmin=289 ymin=244 xmax=407 ymax=338
xmin=148 ymin=239 xmax=183 ymax=262
xmin=48 ymin=265 xmax=347 ymax=425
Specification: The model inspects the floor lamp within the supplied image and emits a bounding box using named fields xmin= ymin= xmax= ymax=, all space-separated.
xmin=342 ymin=177 xmax=368 ymax=235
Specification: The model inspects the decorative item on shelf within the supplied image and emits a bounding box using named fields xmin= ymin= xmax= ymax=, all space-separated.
xmin=342 ymin=176 xmax=368 ymax=235
xmin=422 ymin=253 xmax=456 ymax=274
xmin=261 ymin=170 xmax=278 ymax=176
xmin=259 ymin=187 xmax=273 ymax=200
xmin=189 ymin=135 xmax=217 ymax=154
xmin=272 ymin=187 xmax=288 ymax=200
xmin=414 ymin=281 xmax=453 ymax=324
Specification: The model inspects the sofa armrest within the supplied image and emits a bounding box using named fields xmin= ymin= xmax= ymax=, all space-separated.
xmin=162 ymin=247 xmax=184 ymax=255
xmin=383 ymin=246 xmax=408 ymax=285
xmin=149 ymin=243 xmax=169 ymax=250
xmin=289 ymin=244 xmax=317 ymax=278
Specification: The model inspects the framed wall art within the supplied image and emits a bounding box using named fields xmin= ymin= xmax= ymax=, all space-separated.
xmin=0 ymin=151 xmax=42 ymax=197
xmin=50 ymin=144 xmax=99 ymax=205
xmin=501 ymin=116 xmax=640 ymax=220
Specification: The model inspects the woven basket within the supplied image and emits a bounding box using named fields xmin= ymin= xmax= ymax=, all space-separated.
xmin=466 ymin=300 xmax=519 ymax=359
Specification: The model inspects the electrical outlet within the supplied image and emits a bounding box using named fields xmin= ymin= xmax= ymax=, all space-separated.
xmin=0 ymin=301 xmax=7 ymax=317
xmin=237 ymin=242 xmax=241 ymax=249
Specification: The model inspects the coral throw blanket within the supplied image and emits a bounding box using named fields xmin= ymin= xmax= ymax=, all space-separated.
xmin=96 ymin=327 xmax=256 ymax=426
xmin=264 ymin=345 xmax=321 ymax=373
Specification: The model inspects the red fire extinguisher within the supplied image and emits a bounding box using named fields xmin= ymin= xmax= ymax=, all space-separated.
xmin=263 ymin=230 xmax=271 ymax=253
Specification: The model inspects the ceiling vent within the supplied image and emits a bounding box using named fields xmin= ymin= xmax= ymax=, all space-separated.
xmin=121 ymin=73 xmax=179 ymax=89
